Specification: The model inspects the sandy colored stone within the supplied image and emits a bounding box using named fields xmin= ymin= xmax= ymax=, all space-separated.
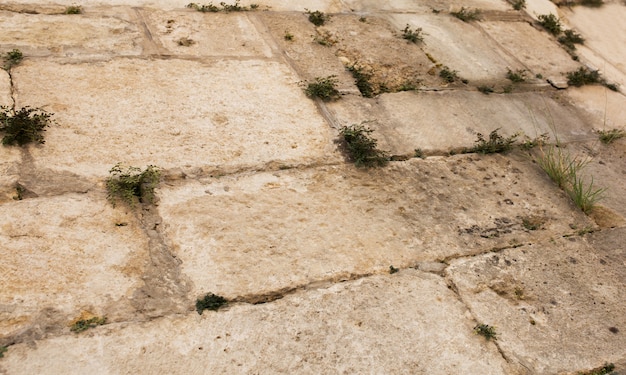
xmin=344 ymin=0 xmax=511 ymax=12
xmin=142 ymin=9 xmax=273 ymax=57
xmin=158 ymin=156 xmax=593 ymax=300
xmin=0 ymin=270 xmax=512 ymax=374
xmin=446 ymin=229 xmax=626 ymax=374
xmin=523 ymin=0 xmax=560 ymax=22
xmin=564 ymin=86 xmax=626 ymax=130
xmin=13 ymin=58 xmax=337 ymax=177
xmin=0 ymin=9 xmax=143 ymax=58
xmin=0 ymin=70 xmax=11 ymax=106
xmin=0 ymin=193 xmax=148 ymax=342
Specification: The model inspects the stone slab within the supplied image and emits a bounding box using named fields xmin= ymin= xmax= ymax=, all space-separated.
xmin=0 ymin=72 xmax=22 ymax=200
xmin=0 ymin=9 xmax=143 ymax=58
xmin=0 ymin=270 xmax=512 ymax=374
xmin=142 ymin=9 xmax=273 ymax=57
xmin=0 ymin=193 xmax=148 ymax=342
xmin=564 ymin=86 xmax=626 ymax=130
xmin=343 ymin=0 xmax=511 ymax=12
xmin=0 ymin=71 xmax=11 ymax=107
xmin=480 ymin=21 xmax=581 ymax=83
xmin=158 ymin=157 xmax=593 ymax=300
xmin=523 ymin=0 xmax=561 ymax=22
xmin=13 ymin=58 xmax=337 ymax=177
xmin=328 ymin=91 xmax=592 ymax=155
xmin=446 ymin=229 xmax=626 ymax=374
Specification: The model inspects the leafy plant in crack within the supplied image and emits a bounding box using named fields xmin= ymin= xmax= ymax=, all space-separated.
xmin=577 ymin=363 xmax=615 ymax=375
xmin=439 ymin=66 xmax=465 ymax=84
xmin=64 ymin=5 xmax=82 ymax=14
xmin=305 ymin=9 xmax=329 ymax=26
xmin=470 ymin=128 xmax=518 ymax=154
xmin=566 ymin=67 xmax=600 ymax=86
xmin=0 ymin=346 xmax=7 ymax=358
xmin=303 ymin=76 xmax=340 ymax=101
xmin=474 ymin=324 xmax=497 ymax=340
xmin=177 ymin=37 xmax=195 ymax=46
xmin=2 ymin=49 xmax=23 ymax=71
xmin=196 ymin=293 xmax=228 ymax=314
xmin=506 ymin=68 xmax=527 ymax=83
xmin=580 ymin=0 xmax=604 ymax=7
xmin=70 ymin=316 xmax=107 ymax=333
xmin=451 ymin=7 xmax=481 ymax=22
xmin=477 ymin=85 xmax=494 ymax=95
xmin=0 ymin=106 xmax=52 ymax=146
xmin=558 ymin=29 xmax=584 ymax=50
xmin=537 ymin=14 xmax=562 ymax=36
xmin=597 ymin=128 xmax=626 ymax=144
xmin=284 ymin=31 xmax=294 ymax=41
xmin=187 ymin=1 xmax=256 ymax=12
xmin=512 ymin=0 xmax=526 ymax=10
xmin=106 ymin=164 xmax=161 ymax=207
xmin=520 ymin=133 xmax=550 ymax=150
xmin=389 ymin=265 xmax=399 ymax=274
xmin=338 ymin=123 xmax=389 ymax=168
xmin=401 ymin=24 xmax=423 ymax=44
xmin=347 ymin=65 xmax=374 ymax=98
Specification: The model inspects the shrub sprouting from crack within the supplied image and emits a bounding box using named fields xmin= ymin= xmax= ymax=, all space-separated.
xmin=70 ymin=316 xmax=107 ymax=333
xmin=302 ymin=76 xmax=340 ymax=101
xmin=451 ymin=7 xmax=481 ymax=22
xmin=470 ymin=128 xmax=519 ymax=154
xmin=474 ymin=324 xmax=497 ymax=340
xmin=401 ymin=24 xmax=423 ymax=44
xmin=338 ymin=123 xmax=389 ymax=168
xmin=186 ymin=1 xmax=258 ymax=12
xmin=305 ymin=9 xmax=330 ymax=26
xmin=1 ymin=106 xmax=53 ymax=146
xmin=196 ymin=293 xmax=228 ymax=314
xmin=106 ymin=164 xmax=161 ymax=207
xmin=2 ymin=49 xmax=23 ymax=71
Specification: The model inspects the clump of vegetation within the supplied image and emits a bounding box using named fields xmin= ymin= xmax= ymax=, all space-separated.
xmin=558 ymin=29 xmax=584 ymax=50
xmin=535 ymin=146 xmax=605 ymax=213
xmin=512 ymin=0 xmax=526 ymax=10
xmin=506 ymin=69 xmax=527 ymax=83
xmin=477 ymin=85 xmax=494 ymax=95
xmin=71 ymin=316 xmax=107 ymax=333
xmin=451 ymin=7 xmax=481 ymax=22
xmin=2 ymin=49 xmax=23 ymax=71
xmin=338 ymin=124 xmax=389 ymax=168
xmin=0 ymin=346 xmax=7 ymax=358
xmin=64 ymin=5 xmax=82 ymax=14
xmin=177 ymin=37 xmax=195 ymax=46
xmin=566 ymin=67 xmax=600 ymax=86
xmin=13 ymin=184 xmax=25 ymax=201
xmin=401 ymin=24 xmax=423 ymax=44
xmin=577 ymin=363 xmax=615 ymax=375
xmin=537 ymin=14 xmax=562 ymax=36
xmin=580 ymin=0 xmax=604 ymax=7
xmin=389 ymin=265 xmax=399 ymax=274
xmin=439 ymin=66 xmax=464 ymax=84
xmin=106 ymin=164 xmax=161 ymax=207
xmin=303 ymin=76 xmax=340 ymax=101
xmin=598 ymin=128 xmax=626 ymax=144
xmin=470 ymin=128 xmax=518 ymax=154
xmin=1 ymin=106 xmax=53 ymax=146
xmin=186 ymin=1 xmax=257 ymax=12
xmin=347 ymin=65 xmax=374 ymax=98
xmin=305 ymin=9 xmax=330 ymax=26
xmin=520 ymin=133 xmax=550 ymax=150
xmin=313 ymin=31 xmax=336 ymax=46
xmin=474 ymin=324 xmax=497 ymax=340
xmin=284 ymin=31 xmax=294 ymax=41
xmin=196 ymin=293 xmax=228 ymax=314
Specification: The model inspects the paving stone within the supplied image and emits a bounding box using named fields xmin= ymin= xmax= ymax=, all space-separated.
xmin=343 ymin=0 xmax=511 ymax=12
xmin=0 ymin=270 xmax=513 ymax=374
xmin=158 ymin=157 xmax=593 ymax=300
xmin=0 ymin=9 xmax=143 ymax=58
xmin=328 ymin=91 xmax=592 ymax=155
xmin=564 ymin=86 xmax=626 ymax=130
xmin=142 ymin=9 xmax=273 ymax=57
xmin=446 ymin=229 xmax=626 ymax=374
xmin=0 ymin=73 xmax=22 ymax=200
xmin=13 ymin=58 xmax=337 ymax=177
xmin=0 ymin=193 xmax=148 ymax=343
xmin=0 ymin=70 xmax=11 ymax=106
xmin=523 ymin=0 xmax=560 ymax=22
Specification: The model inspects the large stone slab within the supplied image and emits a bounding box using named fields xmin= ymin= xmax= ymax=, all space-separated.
xmin=0 ymin=270 xmax=512 ymax=374
xmin=328 ymin=91 xmax=592 ymax=155
xmin=0 ymin=72 xmax=21 ymax=201
xmin=158 ymin=157 xmax=593 ymax=300
xmin=446 ymin=230 xmax=626 ymax=374
xmin=564 ymin=86 xmax=626 ymax=130
xmin=0 ymin=193 xmax=148 ymax=343
xmin=343 ymin=0 xmax=511 ymax=12
xmin=0 ymin=9 xmax=143 ymax=58
xmin=13 ymin=58 xmax=337 ymax=177
xmin=0 ymin=70 xmax=11 ymax=106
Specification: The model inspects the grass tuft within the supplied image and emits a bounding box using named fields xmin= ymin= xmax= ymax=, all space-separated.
xmin=597 ymin=128 xmax=626 ymax=144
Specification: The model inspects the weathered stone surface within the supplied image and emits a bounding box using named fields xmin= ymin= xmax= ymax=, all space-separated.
xmin=0 ymin=9 xmax=143 ymax=58
xmin=447 ymin=230 xmax=626 ymax=374
xmin=158 ymin=156 xmax=593 ymax=300
xmin=523 ymin=0 xmax=560 ymax=22
xmin=344 ymin=0 xmax=511 ymax=12
xmin=564 ymin=86 xmax=626 ymax=130
xmin=0 ymin=193 xmax=148 ymax=343
xmin=142 ymin=10 xmax=273 ymax=57
xmin=0 ymin=70 xmax=11 ymax=106
xmin=13 ymin=58 xmax=337 ymax=177
xmin=0 ymin=270 xmax=512 ymax=375
xmin=0 ymin=71 xmax=21 ymax=200
xmin=328 ymin=91 xmax=592 ymax=154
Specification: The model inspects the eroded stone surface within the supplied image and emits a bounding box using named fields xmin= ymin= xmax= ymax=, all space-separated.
xmin=14 ymin=58 xmax=337 ymax=177
xmin=0 ymin=193 xmax=148 ymax=343
xmin=0 ymin=270 xmax=512 ymax=375
xmin=446 ymin=229 xmax=626 ymax=374
xmin=159 ymin=156 xmax=593 ymax=300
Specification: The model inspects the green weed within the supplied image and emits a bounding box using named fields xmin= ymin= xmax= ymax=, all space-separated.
xmin=347 ymin=65 xmax=374 ymax=98
xmin=598 ymin=129 xmax=626 ymax=144
xmin=187 ymin=1 xmax=254 ymax=12
xmin=451 ymin=7 xmax=481 ymax=22
xmin=338 ymin=124 xmax=389 ymax=168
xmin=0 ymin=346 xmax=6 ymax=358
xmin=284 ymin=31 xmax=294 ymax=41
xmin=401 ymin=24 xmax=423 ymax=44
xmin=512 ymin=0 xmax=526 ymax=10
xmin=558 ymin=29 xmax=584 ymax=50
xmin=106 ymin=164 xmax=161 ymax=207
xmin=566 ymin=67 xmax=600 ymax=87
xmin=474 ymin=324 xmax=497 ymax=340
xmin=506 ymin=69 xmax=527 ymax=83
xmin=303 ymin=76 xmax=340 ymax=101
xmin=2 ymin=49 xmax=23 ymax=70
xmin=569 ymin=173 xmax=606 ymax=214
xmin=477 ymin=85 xmax=494 ymax=95
xmin=537 ymin=14 xmax=562 ymax=36
xmin=64 ymin=5 xmax=82 ymax=14
xmin=470 ymin=128 xmax=518 ymax=154
xmin=71 ymin=316 xmax=107 ymax=333
xmin=580 ymin=0 xmax=604 ymax=7
xmin=305 ymin=9 xmax=329 ymax=26
xmin=177 ymin=37 xmax=195 ymax=46
xmin=577 ymin=363 xmax=615 ymax=375
xmin=439 ymin=66 xmax=462 ymax=83
xmin=0 ymin=106 xmax=52 ymax=146
xmin=196 ymin=293 xmax=228 ymax=314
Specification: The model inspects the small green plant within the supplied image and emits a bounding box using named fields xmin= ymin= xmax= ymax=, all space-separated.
xmin=0 ymin=346 xmax=7 ymax=358
xmin=503 ymin=85 xmax=513 ymax=94
xmin=303 ymin=76 xmax=340 ymax=101
xmin=604 ymin=83 xmax=619 ymax=92
xmin=477 ymin=85 xmax=494 ymax=94
xmin=284 ymin=31 xmax=294 ymax=41
xmin=558 ymin=29 xmax=584 ymax=50
xmin=566 ymin=67 xmax=600 ymax=87
xmin=359 ymin=16 xmax=367 ymax=22
xmin=537 ymin=14 xmax=562 ymax=36
xmin=470 ymin=128 xmax=518 ymax=154
xmin=439 ymin=66 xmax=461 ymax=83
xmin=347 ymin=65 xmax=374 ymax=98
xmin=520 ymin=133 xmax=549 ymax=150
xmin=64 ymin=5 xmax=82 ymax=14
xmin=338 ymin=124 xmax=389 ymax=168
xmin=13 ymin=184 xmax=25 ymax=200
xmin=569 ymin=173 xmax=606 ymax=214
xmin=401 ymin=24 xmax=423 ymax=44
xmin=506 ymin=69 xmax=527 ymax=83
xmin=577 ymin=363 xmax=615 ymax=375
xmin=598 ymin=128 xmax=626 ymax=144
xmin=305 ymin=9 xmax=329 ymax=26
xmin=451 ymin=7 xmax=481 ymax=22
xmin=177 ymin=37 xmax=195 ymax=46
xmin=512 ymin=0 xmax=526 ymax=10
xmin=414 ymin=148 xmax=425 ymax=158
xmin=187 ymin=2 xmax=219 ymax=12
xmin=474 ymin=324 xmax=497 ymax=340
xmin=106 ymin=164 xmax=161 ymax=207
xmin=71 ymin=316 xmax=107 ymax=333
xmin=2 ymin=49 xmax=23 ymax=70
xmin=389 ymin=265 xmax=399 ymax=274
xmin=313 ymin=31 xmax=336 ymax=46
xmin=196 ymin=293 xmax=228 ymax=314
xmin=580 ymin=0 xmax=604 ymax=7
xmin=1 ymin=106 xmax=52 ymax=146
xmin=186 ymin=1 xmax=254 ymax=12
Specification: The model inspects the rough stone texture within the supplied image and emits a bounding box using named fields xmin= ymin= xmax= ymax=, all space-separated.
xmin=343 ymin=0 xmax=511 ymax=12
xmin=0 ymin=270 xmax=513 ymax=375
xmin=446 ymin=229 xmax=626 ymax=374
xmin=14 ymin=58 xmax=337 ymax=177
xmin=158 ymin=156 xmax=593 ymax=300
xmin=0 ymin=70 xmax=11 ymax=106
xmin=0 ymin=193 xmax=148 ymax=343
